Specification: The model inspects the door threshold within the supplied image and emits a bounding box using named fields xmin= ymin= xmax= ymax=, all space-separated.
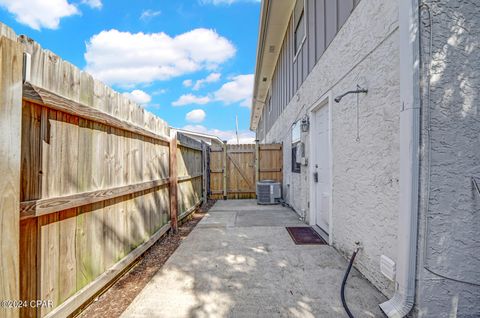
xmin=311 ymin=225 xmax=329 ymax=245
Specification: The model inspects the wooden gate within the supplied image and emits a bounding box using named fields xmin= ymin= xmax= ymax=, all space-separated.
xmin=209 ymin=143 xmax=282 ymax=199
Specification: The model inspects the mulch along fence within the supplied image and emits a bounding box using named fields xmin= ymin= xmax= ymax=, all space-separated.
xmin=0 ymin=23 xmax=205 ymax=318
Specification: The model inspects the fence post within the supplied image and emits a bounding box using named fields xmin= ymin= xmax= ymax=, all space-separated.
xmin=222 ymin=141 xmax=227 ymax=200
xmin=0 ymin=36 xmax=23 ymax=318
xmin=169 ymin=133 xmax=178 ymax=233
xmin=255 ymin=140 xmax=260 ymax=184
xmin=201 ymin=142 xmax=208 ymax=205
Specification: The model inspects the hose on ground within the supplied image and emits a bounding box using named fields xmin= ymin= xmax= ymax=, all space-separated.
xmin=341 ymin=249 xmax=358 ymax=318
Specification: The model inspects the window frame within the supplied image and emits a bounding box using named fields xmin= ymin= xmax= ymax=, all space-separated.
xmin=291 ymin=121 xmax=301 ymax=173
xmin=293 ymin=0 xmax=307 ymax=61
xmin=291 ymin=142 xmax=301 ymax=173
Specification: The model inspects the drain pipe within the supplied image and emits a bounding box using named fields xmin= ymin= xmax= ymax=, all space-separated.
xmin=379 ymin=0 xmax=421 ymax=317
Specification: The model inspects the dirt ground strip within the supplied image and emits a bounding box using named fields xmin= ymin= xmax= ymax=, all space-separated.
xmin=76 ymin=200 xmax=215 ymax=318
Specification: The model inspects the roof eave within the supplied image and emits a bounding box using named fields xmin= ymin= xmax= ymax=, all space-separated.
xmin=249 ymin=0 xmax=295 ymax=131
xmin=250 ymin=0 xmax=269 ymax=131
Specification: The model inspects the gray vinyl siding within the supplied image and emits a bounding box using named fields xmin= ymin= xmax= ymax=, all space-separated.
xmin=315 ymin=0 xmax=326 ymax=62
xmin=325 ymin=0 xmax=338 ymax=46
xmin=307 ymin=0 xmax=316 ymax=73
xmin=257 ymin=105 xmax=267 ymax=142
xmin=257 ymin=0 xmax=359 ymax=139
xmin=338 ymin=0 xmax=355 ymax=27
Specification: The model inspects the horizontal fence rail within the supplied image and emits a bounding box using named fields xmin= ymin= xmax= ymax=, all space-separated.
xmin=20 ymin=178 xmax=170 ymax=219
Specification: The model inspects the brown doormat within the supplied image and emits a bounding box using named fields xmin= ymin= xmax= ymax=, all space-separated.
xmin=286 ymin=227 xmax=327 ymax=245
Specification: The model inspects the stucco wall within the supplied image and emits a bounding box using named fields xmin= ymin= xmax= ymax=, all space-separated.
xmin=415 ymin=1 xmax=480 ymax=317
xmin=262 ymin=0 xmax=400 ymax=297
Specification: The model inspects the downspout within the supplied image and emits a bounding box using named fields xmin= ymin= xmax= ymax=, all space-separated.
xmin=379 ymin=0 xmax=421 ymax=317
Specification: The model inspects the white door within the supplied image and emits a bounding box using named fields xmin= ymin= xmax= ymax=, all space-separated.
xmin=313 ymin=105 xmax=330 ymax=233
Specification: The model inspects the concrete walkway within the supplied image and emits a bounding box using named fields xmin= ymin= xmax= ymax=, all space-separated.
xmin=122 ymin=200 xmax=386 ymax=318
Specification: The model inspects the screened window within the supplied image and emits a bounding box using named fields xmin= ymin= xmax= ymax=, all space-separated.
xmin=294 ymin=0 xmax=305 ymax=55
xmin=291 ymin=121 xmax=301 ymax=173
xmin=294 ymin=12 xmax=305 ymax=53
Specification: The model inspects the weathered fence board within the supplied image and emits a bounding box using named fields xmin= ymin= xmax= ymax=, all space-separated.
xmin=209 ymin=143 xmax=283 ymax=199
xmin=20 ymin=178 xmax=170 ymax=219
xmin=259 ymin=144 xmax=283 ymax=182
xmin=176 ymin=133 xmax=203 ymax=220
xmin=0 ymin=35 xmax=23 ymax=318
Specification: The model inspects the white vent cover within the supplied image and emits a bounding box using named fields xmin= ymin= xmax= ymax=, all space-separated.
xmin=380 ymin=255 xmax=396 ymax=281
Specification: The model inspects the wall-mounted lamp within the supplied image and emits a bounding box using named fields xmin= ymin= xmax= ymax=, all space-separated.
xmin=334 ymin=86 xmax=368 ymax=103
xmin=301 ymin=115 xmax=310 ymax=132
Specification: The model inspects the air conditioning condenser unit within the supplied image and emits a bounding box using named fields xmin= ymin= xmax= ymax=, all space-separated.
xmin=256 ymin=180 xmax=282 ymax=205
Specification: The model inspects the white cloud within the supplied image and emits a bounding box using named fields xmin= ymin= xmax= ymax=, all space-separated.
xmin=82 ymin=0 xmax=102 ymax=9
xmin=172 ymin=94 xmax=210 ymax=106
xmin=185 ymin=109 xmax=206 ymax=123
xmin=183 ymin=79 xmax=193 ymax=87
xmin=214 ymin=74 xmax=254 ymax=108
xmin=85 ymin=28 xmax=236 ymax=86
xmin=0 ymin=0 xmax=79 ymax=30
xmin=140 ymin=9 xmax=161 ymax=20
xmin=193 ymin=72 xmax=221 ymax=90
xmin=200 ymin=0 xmax=260 ymax=5
xmin=183 ymin=125 xmax=255 ymax=144
xmin=173 ymin=74 xmax=253 ymax=107
xmin=122 ymin=89 xmax=152 ymax=105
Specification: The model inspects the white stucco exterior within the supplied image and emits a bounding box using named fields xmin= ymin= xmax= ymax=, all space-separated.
xmin=254 ymin=0 xmax=480 ymax=315
xmin=261 ymin=0 xmax=400 ymax=297
xmin=414 ymin=0 xmax=480 ymax=316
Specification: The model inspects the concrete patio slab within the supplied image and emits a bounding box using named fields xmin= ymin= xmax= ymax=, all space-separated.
xmin=235 ymin=210 xmax=303 ymax=227
xmin=197 ymin=211 xmax=237 ymax=228
xmin=210 ymin=199 xmax=291 ymax=212
xmin=122 ymin=200 xmax=386 ymax=318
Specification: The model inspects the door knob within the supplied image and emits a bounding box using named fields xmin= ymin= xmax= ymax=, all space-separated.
xmin=313 ymin=172 xmax=318 ymax=183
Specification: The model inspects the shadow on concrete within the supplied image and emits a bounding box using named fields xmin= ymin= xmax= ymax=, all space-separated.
xmin=121 ymin=200 xmax=386 ymax=318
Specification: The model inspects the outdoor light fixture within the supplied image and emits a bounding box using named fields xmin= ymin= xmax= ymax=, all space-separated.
xmin=301 ymin=115 xmax=309 ymax=132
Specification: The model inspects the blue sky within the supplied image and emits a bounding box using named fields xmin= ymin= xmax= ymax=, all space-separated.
xmin=0 ymin=0 xmax=260 ymax=142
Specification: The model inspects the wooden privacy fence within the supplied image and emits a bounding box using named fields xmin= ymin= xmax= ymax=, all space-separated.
xmin=0 ymin=24 xmax=204 ymax=318
xmin=175 ymin=133 xmax=205 ymax=220
xmin=209 ymin=143 xmax=283 ymax=199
